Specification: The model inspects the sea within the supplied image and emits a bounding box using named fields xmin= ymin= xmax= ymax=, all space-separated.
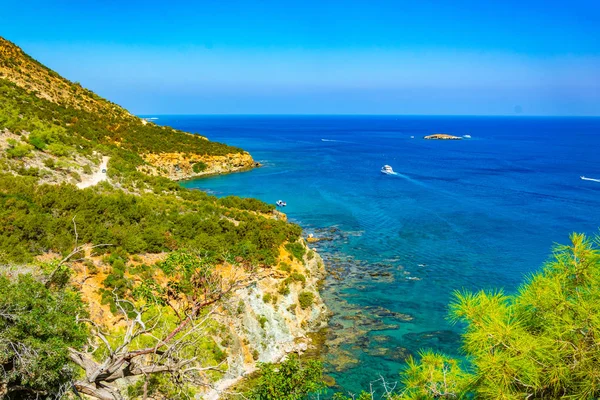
xmin=154 ymin=115 xmax=600 ymax=395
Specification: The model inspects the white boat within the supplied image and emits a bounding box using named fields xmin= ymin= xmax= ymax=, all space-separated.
xmin=463 ymin=134 xmax=472 ymax=139
xmin=276 ymin=200 xmax=287 ymax=207
xmin=381 ymin=165 xmax=395 ymax=175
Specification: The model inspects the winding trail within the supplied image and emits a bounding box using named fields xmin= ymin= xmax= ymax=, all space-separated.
xmin=77 ymin=156 xmax=109 ymax=189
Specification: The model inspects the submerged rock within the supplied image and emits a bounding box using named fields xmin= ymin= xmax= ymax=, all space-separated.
xmin=403 ymin=329 xmax=462 ymax=346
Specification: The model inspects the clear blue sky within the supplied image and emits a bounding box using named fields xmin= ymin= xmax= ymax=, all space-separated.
xmin=3 ymin=0 xmax=599 ymax=115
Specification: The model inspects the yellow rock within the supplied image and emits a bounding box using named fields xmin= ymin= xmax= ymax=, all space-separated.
xmin=141 ymin=151 xmax=257 ymax=180
xmin=424 ymin=133 xmax=462 ymax=140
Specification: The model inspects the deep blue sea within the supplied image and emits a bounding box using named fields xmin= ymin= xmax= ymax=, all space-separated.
xmin=156 ymin=115 xmax=600 ymax=394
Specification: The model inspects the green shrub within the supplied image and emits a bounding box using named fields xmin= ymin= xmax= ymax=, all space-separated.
xmin=279 ymin=262 xmax=291 ymax=272
xmin=6 ymin=142 xmax=33 ymax=158
xmin=46 ymin=143 xmax=70 ymax=157
xmin=285 ymin=242 xmax=305 ymax=261
xmin=85 ymin=260 xmax=98 ymax=274
xmin=262 ymin=293 xmax=272 ymax=303
xmin=258 ymin=315 xmax=268 ymax=329
xmin=287 ymin=272 xmax=306 ymax=285
xmin=16 ymin=166 xmax=39 ymax=176
xmin=0 ymin=274 xmax=88 ymax=396
xmin=192 ymin=161 xmax=208 ymax=173
xmin=43 ymin=158 xmax=55 ymax=168
xmin=278 ymin=283 xmax=290 ymax=296
xmin=298 ymin=291 xmax=314 ymax=309
xmin=248 ymin=355 xmax=325 ymax=399
xmin=218 ymin=196 xmax=276 ymax=213
xmin=28 ymin=134 xmax=47 ymax=150
xmin=399 ymin=234 xmax=600 ymax=399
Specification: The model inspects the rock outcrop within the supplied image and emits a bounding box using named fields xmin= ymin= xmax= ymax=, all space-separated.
xmin=66 ymin=237 xmax=329 ymax=400
xmin=424 ymin=134 xmax=462 ymax=140
xmin=206 ymin=240 xmax=329 ymax=399
xmin=141 ymin=151 xmax=258 ymax=180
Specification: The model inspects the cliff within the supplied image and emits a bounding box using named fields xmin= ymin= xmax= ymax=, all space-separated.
xmin=65 ymin=237 xmax=328 ymax=399
xmin=207 ymin=240 xmax=329 ymax=398
xmin=142 ymin=151 xmax=258 ymax=180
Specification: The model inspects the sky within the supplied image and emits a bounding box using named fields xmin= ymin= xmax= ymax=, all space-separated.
xmin=2 ymin=0 xmax=599 ymax=115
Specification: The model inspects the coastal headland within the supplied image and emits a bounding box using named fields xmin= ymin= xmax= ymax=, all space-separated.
xmin=0 ymin=36 xmax=328 ymax=399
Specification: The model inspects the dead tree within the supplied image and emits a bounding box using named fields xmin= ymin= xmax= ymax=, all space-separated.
xmin=46 ymin=216 xmax=111 ymax=288
xmin=69 ymin=253 xmax=254 ymax=400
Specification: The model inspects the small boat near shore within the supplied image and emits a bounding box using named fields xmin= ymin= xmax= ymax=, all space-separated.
xmin=276 ymin=200 xmax=287 ymax=207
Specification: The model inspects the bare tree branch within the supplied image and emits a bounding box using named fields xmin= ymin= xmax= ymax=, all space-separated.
xmin=69 ymin=253 xmax=257 ymax=400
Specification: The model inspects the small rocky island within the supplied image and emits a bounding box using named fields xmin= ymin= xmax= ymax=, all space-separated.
xmin=424 ymin=133 xmax=462 ymax=140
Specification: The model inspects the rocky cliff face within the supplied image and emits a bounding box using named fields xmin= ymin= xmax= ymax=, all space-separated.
xmin=206 ymin=240 xmax=329 ymax=399
xmin=66 ymin=237 xmax=328 ymax=400
xmin=141 ymin=151 xmax=258 ymax=180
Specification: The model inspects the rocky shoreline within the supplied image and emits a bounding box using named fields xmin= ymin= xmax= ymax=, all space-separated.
xmin=141 ymin=151 xmax=260 ymax=181
xmin=206 ymin=238 xmax=330 ymax=399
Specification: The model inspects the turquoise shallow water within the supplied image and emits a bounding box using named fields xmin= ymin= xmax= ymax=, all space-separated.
xmin=156 ymin=115 xmax=600 ymax=394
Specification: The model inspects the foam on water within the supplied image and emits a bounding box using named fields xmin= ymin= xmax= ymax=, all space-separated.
xmin=581 ymin=176 xmax=600 ymax=183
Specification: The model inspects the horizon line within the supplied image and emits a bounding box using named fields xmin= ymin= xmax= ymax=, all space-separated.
xmin=136 ymin=113 xmax=600 ymax=118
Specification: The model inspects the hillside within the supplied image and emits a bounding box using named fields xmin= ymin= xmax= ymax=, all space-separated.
xmin=0 ymin=38 xmax=327 ymax=400
xmin=0 ymin=37 xmax=128 ymax=115
xmin=0 ymin=37 xmax=255 ymax=187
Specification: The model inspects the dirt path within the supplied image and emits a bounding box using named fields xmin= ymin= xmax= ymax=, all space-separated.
xmin=77 ymin=156 xmax=109 ymax=189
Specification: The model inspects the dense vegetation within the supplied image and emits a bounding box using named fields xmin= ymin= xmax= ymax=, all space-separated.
xmin=398 ymin=234 xmax=600 ymax=399
xmin=249 ymin=355 xmax=325 ymax=400
xmin=0 ymin=77 xmax=244 ymax=190
xmin=0 ymin=78 xmax=244 ymax=157
xmin=1 ymin=37 xmax=248 ymax=193
xmin=226 ymin=355 xmax=326 ymax=400
xmin=0 ymin=37 xmax=243 ymax=159
xmin=0 ymin=275 xmax=88 ymax=399
xmin=0 ymin=173 xmax=299 ymax=265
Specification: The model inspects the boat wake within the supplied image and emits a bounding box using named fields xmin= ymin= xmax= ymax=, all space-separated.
xmin=321 ymin=138 xmax=356 ymax=144
xmin=581 ymin=176 xmax=600 ymax=183
xmin=382 ymin=170 xmax=427 ymax=187
xmin=394 ymin=172 xmax=429 ymax=188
